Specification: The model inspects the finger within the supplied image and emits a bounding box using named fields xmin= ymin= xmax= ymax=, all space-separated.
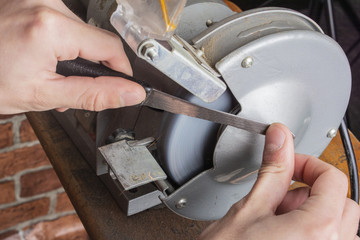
xmin=339 ymin=199 xmax=360 ymax=240
xmin=33 ymin=75 xmax=146 ymax=111
xmin=43 ymin=11 xmax=132 ymax=76
xmin=246 ymin=123 xmax=295 ymax=216
xmin=293 ymin=154 xmax=348 ymax=221
xmin=275 ymin=187 xmax=310 ymax=215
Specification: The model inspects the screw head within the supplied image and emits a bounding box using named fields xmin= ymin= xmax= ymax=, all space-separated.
xmin=176 ymin=198 xmax=187 ymax=209
xmin=206 ymin=19 xmax=213 ymax=27
xmin=141 ymin=44 xmax=158 ymax=61
xmin=327 ymin=128 xmax=337 ymax=138
xmin=241 ymin=56 xmax=253 ymax=68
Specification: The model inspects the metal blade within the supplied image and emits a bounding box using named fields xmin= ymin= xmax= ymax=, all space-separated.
xmin=143 ymin=89 xmax=270 ymax=135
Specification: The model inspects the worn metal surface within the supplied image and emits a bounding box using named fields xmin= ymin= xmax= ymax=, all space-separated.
xmin=144 ymin=89 xmax=269 ymax=135
xmin=98 ymin=139 xmax=167 ymax=190
xmin=26 ymin=111 xmax=210 ymax=240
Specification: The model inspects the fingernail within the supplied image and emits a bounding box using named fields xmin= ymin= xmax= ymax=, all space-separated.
xmin=120 ymin=91 xmax=145 ymax=107
xmin=264 ymin=125 xmax=286 ymax=153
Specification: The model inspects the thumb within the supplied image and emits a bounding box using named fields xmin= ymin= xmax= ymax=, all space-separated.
xmin=39 ymin=75 xmax=146 ymax=111
xmin=247 ymin=123 xmax=295 ymax=216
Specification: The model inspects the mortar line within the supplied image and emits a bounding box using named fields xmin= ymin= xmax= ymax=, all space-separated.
xmin=0 ymin=210 xmax=77 ymax=235
xmin=0 ymin=140 xmax=40 ymax=154
xmin=11 ymin=115 xmax=27 ymax=144
xmin=48 ymin=191 xmax=58 ymax=215
xmin=0 ymin=114 xmax=26 ymax=125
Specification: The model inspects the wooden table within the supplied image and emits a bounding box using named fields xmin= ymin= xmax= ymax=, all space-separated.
xmin=26 ymin=111 xmax=360 ymax=240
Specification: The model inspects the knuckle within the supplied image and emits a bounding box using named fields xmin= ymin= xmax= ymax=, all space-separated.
xmin=258 ymin=162 xmax=287 ymax=175
xmin=80 ymin=90 xmax=107 ymax=112
xmin=24 ymin=7 xmax=60 ymax=39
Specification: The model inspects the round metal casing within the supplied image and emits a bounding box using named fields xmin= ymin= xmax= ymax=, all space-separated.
xmin=162 ymin=10 xmax=351 ymax=220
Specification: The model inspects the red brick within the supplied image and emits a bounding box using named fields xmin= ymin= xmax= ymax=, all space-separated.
xmin=20 ymin=169 xmax=62 ymax=198
xmin=0 ymin=123 xmax=13 ymax=149
xmin=55 ymin=192 xmax=74 ymax=213
xmin=20 ymin=120 xmax=38 ymax=143
xmin=0 ymin=230 xmax=21 ymax=240
xmin=24 ymin=214 xmax=88 ymax=240
xmin=0 ymin=145 xmax=50 ymax=179
xmin=0 ymin=181 xmax=15 ymax=205
xmin=0 ymin=198 xmax=50 ymax=230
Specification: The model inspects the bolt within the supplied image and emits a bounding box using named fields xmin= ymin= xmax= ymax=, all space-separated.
xmin=206 ymin=19 xmax=213 ymax=27
xmin=176 ymin=198 xmax=187 ymax=209
xmin=194 ymin=48 xmax=204 ymax=57
xmin=327 ymin=128 xmax=337 ymax=138
xmin=241 ymin=56 xmax=253 ymax=68
xmin=141 ymin=44 xmax=159 ymax=61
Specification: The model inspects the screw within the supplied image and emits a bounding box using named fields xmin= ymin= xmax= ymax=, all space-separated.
xmin=241 ymin=56 xmax=253 ymax=68
xmin=327 ymin=128 xmax=337 ymax=138
xmin=206 ymin=19 xmax=213 ymax=27
xmin=141 ymin=44 xmax=159 ymax=61
xmin=176 ymin=198 xmax=187 ymax=209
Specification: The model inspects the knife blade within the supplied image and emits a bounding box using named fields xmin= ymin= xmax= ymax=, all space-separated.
xmin=143 ymin=88 xmax=269 ymax=135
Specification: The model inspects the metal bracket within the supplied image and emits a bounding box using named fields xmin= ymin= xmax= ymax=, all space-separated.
xmin=137 ymin=36 xmax=226 ymax=103
xmin=98 ymin=137 xmax=167 ymax=191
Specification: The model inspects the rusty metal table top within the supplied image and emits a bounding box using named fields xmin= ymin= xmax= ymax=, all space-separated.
xmin=26 ymin=111 xmax=360 ymax=240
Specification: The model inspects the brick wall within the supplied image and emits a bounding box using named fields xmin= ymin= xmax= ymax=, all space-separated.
xmin=0 ymin=114 xmax=88 ymax=240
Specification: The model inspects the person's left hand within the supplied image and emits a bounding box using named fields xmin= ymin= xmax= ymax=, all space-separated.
xmin=0 ymin=0 xmax=146 ymax=114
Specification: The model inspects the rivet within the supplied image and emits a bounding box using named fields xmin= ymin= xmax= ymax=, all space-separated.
xmin=327 ymin=128 xmax=337 ymax=138
xmin=176 ymin=198 xmax=187 ymax=209
xmin=206 ymin=19 xmax=213 ymax=27
xmin=241 ymin=56 xmax=253 ymax=68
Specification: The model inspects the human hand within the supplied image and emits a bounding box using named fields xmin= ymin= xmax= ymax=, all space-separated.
xmin=199 ymin=123 xmax=360 ymax=240
xmin=0 ymin=0 xmax=146 ymax=114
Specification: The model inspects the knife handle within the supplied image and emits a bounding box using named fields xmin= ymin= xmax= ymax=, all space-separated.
xmin=56 ymin=58 xmax=151 ymax=92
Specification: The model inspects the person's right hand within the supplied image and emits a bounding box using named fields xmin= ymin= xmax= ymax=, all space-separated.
xmin=0 ymin=0 xmax=146 ymax=114
xmin=200 ymin=123 xmax=360 ymax=240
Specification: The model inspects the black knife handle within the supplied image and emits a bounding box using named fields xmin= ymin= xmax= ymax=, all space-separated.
xmin=56 ymin=58 xmax=150 ymax=91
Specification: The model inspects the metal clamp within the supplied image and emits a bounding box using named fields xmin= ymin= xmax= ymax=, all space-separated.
xmin=137 ymin=36 xmax=226 ymax=103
